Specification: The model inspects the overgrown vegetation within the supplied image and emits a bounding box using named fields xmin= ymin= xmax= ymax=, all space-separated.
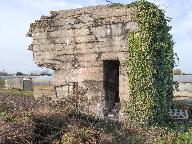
xmin=1 ymin=94 xmax=192 ymax=143
xmin=0 ymin=94 xmax=151 ymax=143
xmin=114 ymin=0 xmax=174 ymax=125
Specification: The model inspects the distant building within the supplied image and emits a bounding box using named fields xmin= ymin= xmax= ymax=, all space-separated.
xmin=174 ymin=75 xmax=192 ymax=100
xmin=173 ymin=75 xmax=192 ymax=83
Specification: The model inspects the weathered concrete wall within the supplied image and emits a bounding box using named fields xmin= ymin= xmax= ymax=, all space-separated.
xmin=28 ymin=5 xmax=138 ymax=117
xmin=174 ymin=76 xmax=192 ymax=101
xmin=34 ymin=85 xmax=56 ymax=99
xmin=5 ymin=78 xmax=23 ymax=90
xmin=174 ymin=83 xmax=192 ymax=97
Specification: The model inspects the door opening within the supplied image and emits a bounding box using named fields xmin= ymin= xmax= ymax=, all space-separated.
xmin=103 ymin=60 xmax=120 ymax=115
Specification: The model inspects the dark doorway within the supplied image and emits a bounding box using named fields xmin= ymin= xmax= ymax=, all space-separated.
xmin=103 ymin=60 xmax=120 ymax=115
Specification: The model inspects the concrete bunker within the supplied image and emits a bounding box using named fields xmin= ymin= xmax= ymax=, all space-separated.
xmin=27 ymin=5 xmax=139 ymax=118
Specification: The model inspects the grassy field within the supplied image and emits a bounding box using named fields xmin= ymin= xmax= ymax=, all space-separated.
xmin=0 ymin=88 xmax=33 ymax=97
xmin=0 ymin=80 xmax=33 ymax=97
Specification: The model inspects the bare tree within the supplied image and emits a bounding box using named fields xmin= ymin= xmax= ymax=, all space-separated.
xmin=40 ymin=70 xmax=52 ymax=76
xmin=16 ymin=72 xmax=24 ymax=76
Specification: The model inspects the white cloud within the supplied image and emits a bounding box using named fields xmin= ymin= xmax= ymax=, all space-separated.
xmin=0 ymin=0 xmax=192 ymax=73
xmin=85 ymin=0 xmax=97 ymax=5
xmin=179 ymin=11 xmax=192 ymax=37
xmin=12 ymin=0 xmax=83 ymax=13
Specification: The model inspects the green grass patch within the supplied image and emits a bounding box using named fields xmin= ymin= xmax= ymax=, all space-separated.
xmin=157 ymin=125 xmax=192 ymax=144
xmin=0 ymin=88 xmax=33 ymax=97
xmin=0 ymin=80 xmax=5 ymax=88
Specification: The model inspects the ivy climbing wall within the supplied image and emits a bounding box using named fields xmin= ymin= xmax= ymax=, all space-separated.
xmin=123 ymin=1 xmax=174 ymax=125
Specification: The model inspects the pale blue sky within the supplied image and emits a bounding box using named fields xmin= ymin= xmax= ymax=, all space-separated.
xmin=0 ymin=0 xmax=191 ymax=74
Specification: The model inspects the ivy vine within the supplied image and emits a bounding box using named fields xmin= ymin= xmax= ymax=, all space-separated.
xmin=113 ymin=0 xmax=174 ymax=125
